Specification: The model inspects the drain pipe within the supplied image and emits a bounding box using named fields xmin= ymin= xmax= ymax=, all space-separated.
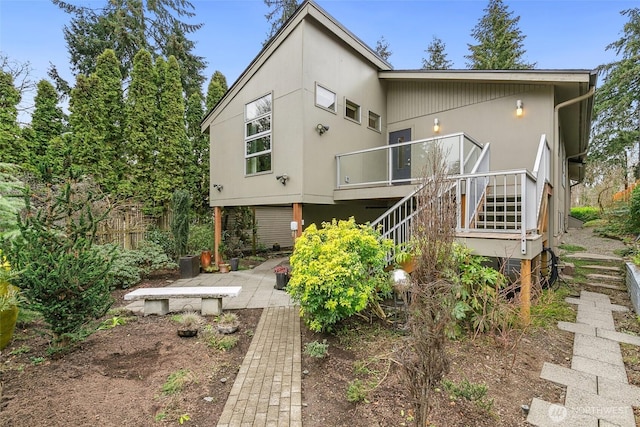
xmin=553 ymin=84 xmax=596 ymax=241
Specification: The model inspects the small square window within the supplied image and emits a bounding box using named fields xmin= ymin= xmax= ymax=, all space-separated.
xmin=345 ymin=99 xmax=360 ymax=123
xmin=368 ymin=111 xmax=381 ymax=131
xmin=315 ymin=83 xmax=336 ymax=112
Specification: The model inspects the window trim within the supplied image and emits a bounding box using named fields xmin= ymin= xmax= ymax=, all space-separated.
xmin=367 ymin=110 xmax=381 ymax=132
xmin=244 ymin=92 xmax=273 ymax=176
xmin=314 ymin=82 xmax=337 ymax=114
xmin=344 ymin=98 xmax=361 ymax=124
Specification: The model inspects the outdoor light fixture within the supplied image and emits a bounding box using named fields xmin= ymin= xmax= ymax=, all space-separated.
xmin=433 ymin=118 xmax=440 ymax=133
xmin=316 ymin=123 xmax=329 ymax=135
xmin=213 ymin=184 xmax=223 ymax=192
xmin=276 ymin=174 xmax=289 ymax=185
xmin=516 ymin=99 xmax=523 ymax=117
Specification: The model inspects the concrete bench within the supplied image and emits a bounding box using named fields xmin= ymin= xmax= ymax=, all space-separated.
xmin=124 ymin=286 xmax=241 ymax=316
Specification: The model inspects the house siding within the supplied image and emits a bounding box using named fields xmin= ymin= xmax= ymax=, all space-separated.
xmin=254 ymin=206 xmax=295 ymax=249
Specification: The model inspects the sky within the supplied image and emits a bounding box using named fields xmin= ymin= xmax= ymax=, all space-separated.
xmin=0 ymin=0 xmax=638 ymax=121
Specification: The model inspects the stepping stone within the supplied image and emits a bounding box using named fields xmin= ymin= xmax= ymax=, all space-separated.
xmin=527 ymin=398 xmax=598 ymax=426
xmin=598 ymin=376 xmax=640 ymax=406
xmin=564 ymin=387 xmax=636 ymax=427
xmin=597 ymin=329 xmax=640 ymax=346
xmin=540 ymin=362 xmax=597 ymax=393
xmin=565 ymin=253 xmax=622 ymax=262
xmin=571 ymin=355 xmax=628 ymax=383
xmin=580 ymin=290 xmax=611 ymax=302
xmin=587 ymin=273 xmax=623 ymax=282
xmin=558 ymin=321 xmax=595 ymax=336
xmin=582 ymin=265 xmax=622 ymax=272
xmin=576 ymin=310 xmax=615 ymax=330
xmin=584 ymin=282 xmax=625 ymax=291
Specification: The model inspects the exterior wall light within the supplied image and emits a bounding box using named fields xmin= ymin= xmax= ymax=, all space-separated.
xmin=276 ymin=174 xmax=289 ymax=185
xmin=433 ymin=118 xmax=440 ymax=133
xmin=213 ymin=184 xmax=223 ymax=192
xmin=316 ymin=123 xmax=329 ymax=135
xmin=516 ymin=99 xmax=524 ymax=117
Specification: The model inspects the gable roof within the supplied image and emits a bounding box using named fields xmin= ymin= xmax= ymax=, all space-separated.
xmin=201 ymin=0 xmax=392 ymax=132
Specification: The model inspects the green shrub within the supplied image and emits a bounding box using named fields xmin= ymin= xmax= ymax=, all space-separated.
xmin=448 ymin=244 xmax=511 ymax=336
xmin=97 ymin=241 xmax=177 ymax=289
xmin=304 ymin=340 xmax=329 ymax=358
xmin=187 ymin=222 xmax=214 ymax=254
xmin=145 ymin=227 xmax=176 ymax=260
xmin=570 ymin=206 xmax=601 ymax=222
xmin=629 ymin=186 xmax=640 ymax=233
xmin=287 ymin=217 xmax=393 ymax=332
xmin=10 ymin=181 xmax=114 ymax=339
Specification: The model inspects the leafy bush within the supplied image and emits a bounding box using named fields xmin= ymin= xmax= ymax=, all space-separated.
xmin=187 ymin=222 xmax=214 ymax=253
xmin=448 ymin=244 xmax=512 ymax=336
xmin=287 ymin=217 xmax=393 ymax=332
xmin=145 ymin=227 xmax=176 ymax=260
xmin=304 ymin=339 xmax=329 ymax=358
xmin=629 ymin=186 xmax=640 ymax=233
xmin=570 ymin=206 xmax=600 ymax=222
xmin=97 ymin=241 xmax=177 ymax=289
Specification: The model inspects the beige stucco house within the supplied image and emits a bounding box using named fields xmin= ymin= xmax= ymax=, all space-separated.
xmin=201 ymin=1 xmax=596 ymax=288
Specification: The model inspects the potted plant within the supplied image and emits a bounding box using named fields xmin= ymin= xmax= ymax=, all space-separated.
xmin=394 ymin=241 xmax=419 ymax=273
xmin=200 ymin=250 xmax=212 ymax=269
xmin=172 ymin=190 xmax=200 ymax=278
xmin=274 ymin=265 xmax=290 ymax=290
xmin=216 ymin=312 xmax=239 ymax=334
xmin=175 ymin=311 xmax=204 ymax=337
xmin=230 ymin=257 xmax=239 ymax=271
xmin=218 ymin=263 xmax=230 ymax=273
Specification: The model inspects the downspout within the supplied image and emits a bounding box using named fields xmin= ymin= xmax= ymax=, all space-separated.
xmin=553 ymin=84 xmax=596 ymax=240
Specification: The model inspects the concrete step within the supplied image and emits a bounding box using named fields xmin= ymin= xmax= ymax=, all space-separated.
xmin=586 ymin=273 xmax=623 ymax=283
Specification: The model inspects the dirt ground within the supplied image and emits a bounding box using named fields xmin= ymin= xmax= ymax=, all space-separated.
xmin=1 ymin=228 xmax=638 ymax=427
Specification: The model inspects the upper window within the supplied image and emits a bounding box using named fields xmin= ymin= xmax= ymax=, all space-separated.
xmin=368 ymin=111 xmax=381 ymax=132
xmin=315 ymin=83 xmax=336 ymax=113
xmin=345 ymin=99 xmax=360 ymax=123
xmin=245 ymin=93 xmax=272 ymax=175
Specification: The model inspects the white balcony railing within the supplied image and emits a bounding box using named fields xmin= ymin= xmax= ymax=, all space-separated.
xmin=335 ymin=133 xmax=483 ymax=189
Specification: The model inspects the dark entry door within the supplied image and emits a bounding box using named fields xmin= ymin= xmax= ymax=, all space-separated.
xmin=389 ymin=128 xmax=411 ymax=183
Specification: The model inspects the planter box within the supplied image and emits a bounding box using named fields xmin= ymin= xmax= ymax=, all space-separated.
xmin=179 ymin=255 xmax=200 ymax=279
xmin=626 ymin=262 xmax=640 ymax=315
xmin=275 ymin=273 xmax=289 ymax=290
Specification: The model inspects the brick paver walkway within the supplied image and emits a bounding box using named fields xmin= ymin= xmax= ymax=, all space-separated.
xmin=217 ymin=306 xmax=302 ymax=427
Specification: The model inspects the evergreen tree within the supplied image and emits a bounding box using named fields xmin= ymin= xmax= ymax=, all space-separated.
xmin=164 ymin=21 xmax=206 ymax=97
xmin=465 ymin=0 xmax=535 ymax=70
xmin=205 ymin=70 xmax=228 ymax=111
xmin=264 ymin=0 xmax=300 ymax=43
xmin=591 ymin=8 xmax=640 ymax=181
xmin=185 ymin=92 xmax=209 ymax=216
xmin=29 ymin=80 xmax=66 ymax=173
xmin=154 ymin=55 xmax=188 ymax=214
xmin=94 ymin=49 xmax=125 ymax=194
xmin=52 ymin=0 xmax=204 ymax=91
xmin=123 ymin=49 xmax=158 ymax=205
xmin=0 ymin=71 xmax=25 ymax=164
xmin=375 ymin=36 xmax=392 ymax=62
xmin=69 ymin=73 xmax=102 ymax=180
xmin=422 ymin=36 xmax=453 ymax=70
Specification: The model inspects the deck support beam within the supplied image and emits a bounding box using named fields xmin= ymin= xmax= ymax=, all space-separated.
xmin=520 ymin=258 xmax=532 ymax=325
xmin=214 ymin=206 xmax=223 ymax=265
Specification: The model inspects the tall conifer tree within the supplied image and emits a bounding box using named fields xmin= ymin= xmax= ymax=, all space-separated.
xmin=205 ymin=70 xmax=228 ymax=111
xmin=465 ymin=0 xmax=534 ymax=70
xmin=124 ymin=49 xmax=158 ymax=205
xmin=0 ymin=71 xmax=25 ymax=164
xmin=154 ymin=55 xmax=188 ymax=214
xmin=29 ymin=80 xmax=66 ymax=172
xmin=185 ymin=92 xmax=209 ymax=216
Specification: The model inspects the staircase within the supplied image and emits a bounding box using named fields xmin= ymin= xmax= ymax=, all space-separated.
xmin=474 ymin=194 xmax=522 ymax=231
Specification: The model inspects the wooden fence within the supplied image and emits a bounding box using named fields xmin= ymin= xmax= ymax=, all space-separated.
xmin=96 ymin=203 xmax=167 ymax=250
xmin=613 ymin=180 xmax=640 ymax=202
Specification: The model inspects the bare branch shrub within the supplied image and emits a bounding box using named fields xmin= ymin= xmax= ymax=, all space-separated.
xmin=398 ymin=143 xmax=457 ymax=424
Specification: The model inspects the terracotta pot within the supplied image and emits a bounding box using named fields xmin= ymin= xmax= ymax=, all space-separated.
xmin=200 ymin=251 xmax=212 ymax=269
xmin=219 ymin=263 xmax=230 ymax=273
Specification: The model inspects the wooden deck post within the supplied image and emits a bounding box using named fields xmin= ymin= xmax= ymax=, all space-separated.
xmin=293 ymin=203 xmax=303 ymax=240
xmin=214 ymin=206 xmax=222 ymax=265
xmin=520 ymin=258 xmax=532 ymax=325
